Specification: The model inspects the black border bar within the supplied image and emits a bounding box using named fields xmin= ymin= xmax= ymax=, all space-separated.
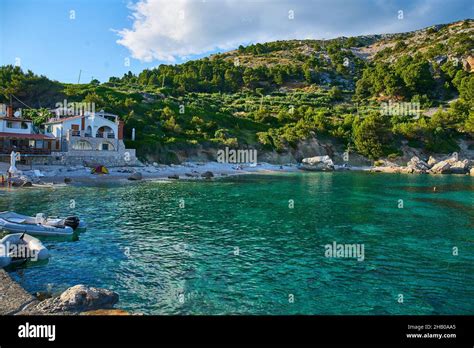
xmin=0 ymin=315 xmax=473 ymax=346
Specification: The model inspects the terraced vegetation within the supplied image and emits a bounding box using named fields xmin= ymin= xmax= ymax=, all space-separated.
xmin=1 ymin=19 xmax=472 ymax=162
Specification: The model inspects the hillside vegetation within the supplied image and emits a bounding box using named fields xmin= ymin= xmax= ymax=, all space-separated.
xmin=0 ymin=19 xmax=473 ymax=163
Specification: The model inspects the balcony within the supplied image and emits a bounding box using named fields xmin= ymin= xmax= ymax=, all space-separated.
xmin=69 ymin=130 xmax=94 ymax=138
xmin=96 ymin=132 xmax=115 ymax=139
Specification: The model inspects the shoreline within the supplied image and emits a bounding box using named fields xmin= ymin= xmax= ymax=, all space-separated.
xmin=0 ymin=269 xmax=39 ymax=315
xmin=1 ymin=159 xmax=472 ymax=189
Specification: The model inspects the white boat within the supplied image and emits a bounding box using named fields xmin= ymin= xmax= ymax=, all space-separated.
xmin=0 ymin=233 xmax=50 ymax=268
xmin=0 ymin=212 xmax=86 ymax=238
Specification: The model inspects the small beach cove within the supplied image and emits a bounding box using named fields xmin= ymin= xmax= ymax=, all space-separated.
xmin=1 ymin=171 xmax=472 ymax=315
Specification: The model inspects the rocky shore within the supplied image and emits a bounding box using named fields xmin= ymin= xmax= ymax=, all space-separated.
xmin=370 ymin=153 xmax=473 ymax=175
xmin=0 ymin=161 xmax=301 ymax=188
xmin=0 ymin=269 xmax=122 ymax=315
xmin=1 ymin=152 xmax=472 ymax=191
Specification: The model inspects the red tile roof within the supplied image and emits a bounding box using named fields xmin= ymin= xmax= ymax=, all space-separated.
xmin=0 ymin=132 xmax=55 ymax=140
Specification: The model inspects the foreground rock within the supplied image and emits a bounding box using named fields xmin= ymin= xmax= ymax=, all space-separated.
xmin=127 ymin=172 xmax=143 ymax=181
xmin=81 ymin=309 xmax=130 ymax=315
xmin=33 ymin=285 xmax=119 ymax=314
xmin=300 ymin=155 xmax=334 ymax=171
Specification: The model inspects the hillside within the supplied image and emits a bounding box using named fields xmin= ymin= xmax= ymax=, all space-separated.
xmin=0 ymin=19 xmax=472 ymax=164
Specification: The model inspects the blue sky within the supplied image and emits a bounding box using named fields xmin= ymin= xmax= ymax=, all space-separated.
xmin=1 ymin=0 xmax=472 ymax=83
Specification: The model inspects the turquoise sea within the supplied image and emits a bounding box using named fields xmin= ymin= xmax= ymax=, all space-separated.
xmin=1 ymin=172 xmax=473 ymax=315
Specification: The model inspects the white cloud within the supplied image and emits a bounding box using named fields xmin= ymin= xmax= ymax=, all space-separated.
xmin=116 ymin=0 xmax=471 ymax=63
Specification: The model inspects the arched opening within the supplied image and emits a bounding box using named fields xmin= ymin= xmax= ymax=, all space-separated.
xmin=85 ymin=125 xmax=93 ymax=137
xmin=96 ymin=126 xmax=115 ymax=139
xmin=98 ymin=141 xmax=115 ymax=151
xmin=72 ymin=140 xmax=93 ymax=151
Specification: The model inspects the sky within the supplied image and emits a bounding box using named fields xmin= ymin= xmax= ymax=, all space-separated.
xmin=0 ymin=0 xmax=472 ymax=83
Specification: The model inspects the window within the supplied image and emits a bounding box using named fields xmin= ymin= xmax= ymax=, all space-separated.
xmin=21 ymin=122 xmax=29 ymax=129
xmin=6 ymin=121 xmax=13 ymax=128
xmin=102 ymin=143 xmax=109 ymax=151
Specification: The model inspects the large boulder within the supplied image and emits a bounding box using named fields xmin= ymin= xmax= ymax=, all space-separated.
xmin=427 ymin=156 xmax=438 ymax=167
xmin=448 ymin=159 xmax=470 ymax=174
xmin=35 ymin=285 xmax=119 ymax=314
xmin=300 ymin=155 xmax=334 ymax=171
xmin=127 ymin=172 xmax=143 ymax=181
xmin=406 ymin=156 xmax=430 ymax=173
xmin=470 ymin=168 xmax=474 ymax=176
xmin=429 ymin=158 xmax=469 ymax=174
xmin=429 ymin=160 xmax=452 ymax=174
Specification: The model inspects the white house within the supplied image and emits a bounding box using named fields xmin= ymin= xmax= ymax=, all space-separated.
xmin=45 ymin=110 xmax=122 ymax=151
xmin=44 ymin=109 xmax=139 ymax=166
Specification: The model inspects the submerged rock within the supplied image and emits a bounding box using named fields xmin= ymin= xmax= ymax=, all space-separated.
xmin=168 ymin=174 xmax=179 ymax=180
xmin=35 ymin=285 xmax=119 ymax=314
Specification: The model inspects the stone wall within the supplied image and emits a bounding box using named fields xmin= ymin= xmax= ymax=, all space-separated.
xmin=30 ymin=139 xmax=141 ymax=167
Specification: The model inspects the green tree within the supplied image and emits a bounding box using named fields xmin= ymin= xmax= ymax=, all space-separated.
xmin=353 ymin=113 xmax=390 ymax=159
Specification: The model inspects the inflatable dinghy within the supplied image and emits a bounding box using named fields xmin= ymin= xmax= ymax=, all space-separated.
xmin=0 ymin=211 xmax=86 ymax=237
xmin=0 ymin=233 xmax=50 ymax=268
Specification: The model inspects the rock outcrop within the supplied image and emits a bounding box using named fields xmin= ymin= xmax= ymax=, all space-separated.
xmin=34 ymin=285 xmax=119 ymax=314
xmin=371 ymin=153 xmax=472 ymax=175
xmin=406 ymin=156 xmax=430 ymax=173
xmin=428 ymin=155 xmax=470 ymax=174
xmin=300 ymin=155 xmax=335 ymax=171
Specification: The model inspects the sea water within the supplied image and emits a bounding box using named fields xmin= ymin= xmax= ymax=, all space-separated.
xmin=1 ymin=172 xmax=473 ymax=314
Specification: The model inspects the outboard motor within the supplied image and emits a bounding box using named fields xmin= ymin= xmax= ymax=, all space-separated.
xmin=64 ymin=216 xmax=80 ymax=230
